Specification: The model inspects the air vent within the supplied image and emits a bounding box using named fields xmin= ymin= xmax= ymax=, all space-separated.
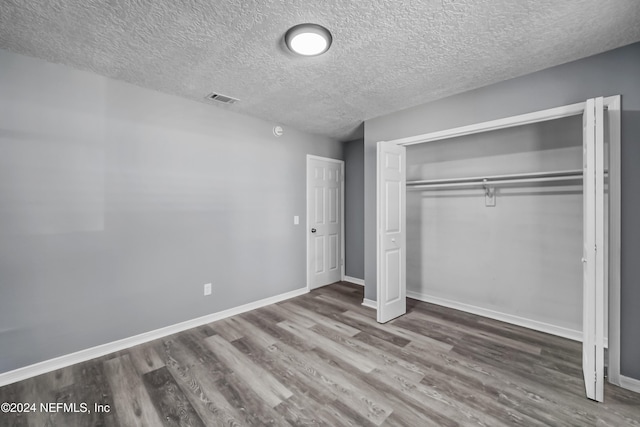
xmin=205 ymin=92 xmax=239 ymax=104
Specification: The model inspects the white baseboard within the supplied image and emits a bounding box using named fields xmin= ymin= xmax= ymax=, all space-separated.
xmin=620 ymin=375 xmax=640 ymax=394
xmin=343 ymin=276 xmax=365 ymax=286
xmin=406 ymin=290 xmax=586 ymax=343
xmin=0 ymin=287 xmax=309 ymax=387
xmin=362 ymin=298 xmax=377 ymax=309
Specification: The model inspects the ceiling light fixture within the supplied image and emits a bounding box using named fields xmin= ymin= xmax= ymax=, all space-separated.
xmin=285 ymin=24 xmax=332 ymax=56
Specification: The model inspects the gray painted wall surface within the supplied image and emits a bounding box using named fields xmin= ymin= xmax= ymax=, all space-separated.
xmin=0 ymin=49 xmax=342 ymax=374
xmin=364 ymin=42 xmax=640 ymax=379
xmin=406 ymin=117 xmax=585 ymax=334
xmin=343 ymin=138 xmax=365 ymax=280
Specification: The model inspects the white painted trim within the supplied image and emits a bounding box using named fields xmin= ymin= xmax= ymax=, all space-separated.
xmin=407 ymin=291 xmax=584 ymax=342
xmin=306 ymin=154 xmax=344 ymax=164
xmin=306 ymin=155 xmax=345 ymax=292
xmin=344 ymin=276 xmax=365 ymax=286
xmin=340 ymin=161 xmax=346 ymax=281
xmin=391 ymin=101 xmax=587 ymax=146
xmin=619 ymin=376 xmax=640 ymax=394
xmin=0 ymin=287 xmax=308 ymax=387
xmin=604 ymin=95 xmax=621 ymax=386
xmin=362 ymin=298 xmax=377 ymax=309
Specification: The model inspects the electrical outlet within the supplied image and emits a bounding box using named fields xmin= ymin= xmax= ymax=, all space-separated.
xmin=204 ymin=283 xmax=212 ymax=296
xmin=294 ymin=215 xmax=299 ymax=225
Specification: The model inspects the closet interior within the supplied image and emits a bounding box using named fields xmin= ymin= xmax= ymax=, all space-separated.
xmin=376 ymin=97 xmax=619 ymax=401
xmin=405 ymin=114 xmax=601 ymax=341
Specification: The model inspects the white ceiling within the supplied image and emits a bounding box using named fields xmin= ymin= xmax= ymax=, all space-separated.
xmin=1 ymin=0 xmax=639 ymax=140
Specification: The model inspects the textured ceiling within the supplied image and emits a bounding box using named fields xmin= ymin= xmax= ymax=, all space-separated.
xmin=1 ymin=0 xmax=640 ymax=140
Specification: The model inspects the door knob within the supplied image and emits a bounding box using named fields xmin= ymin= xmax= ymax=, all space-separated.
xmin=311 ymin=228 xmax=317 ymax=233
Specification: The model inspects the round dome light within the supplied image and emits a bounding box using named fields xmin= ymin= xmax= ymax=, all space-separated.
xmin=285 ymin=24 xmax=332 ymax=56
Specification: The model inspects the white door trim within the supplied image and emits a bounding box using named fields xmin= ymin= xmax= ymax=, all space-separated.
xmin=306 ymin=155 xmax=345 ymax=291
xmin=393 ymin=101 xmax=587 ymax=146
xmin=603 ymin=95 xmax=621 ymax=386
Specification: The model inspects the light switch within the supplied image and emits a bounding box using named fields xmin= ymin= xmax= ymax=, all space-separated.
xmin=294 ymin=216 xmax=299 ymax=225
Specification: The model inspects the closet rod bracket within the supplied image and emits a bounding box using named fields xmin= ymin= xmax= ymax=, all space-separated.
xmin=483 ymin=179 xmax=496 ymax=207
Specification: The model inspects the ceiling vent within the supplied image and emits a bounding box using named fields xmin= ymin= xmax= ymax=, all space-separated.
xmin=205 ymin=92 xmax=239 ymax=104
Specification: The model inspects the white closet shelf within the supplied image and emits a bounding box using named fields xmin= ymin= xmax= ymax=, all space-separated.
xmin=406 ymin=169 xmax=585 ymax=190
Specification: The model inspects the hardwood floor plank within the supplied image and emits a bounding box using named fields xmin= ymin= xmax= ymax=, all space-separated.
xmin=210 ymin=373 xmax=292 ymax=426
xmin=337 ymin=281 xmax=365 ymax=293
xmin=263 ymin=303 xmax=317 ymax=329
xmin=405 ymin=309 xmax=542 ymax=355
xmin=302 ymin=348 xmax=394 ymax=426
xmin=62 ymin=359 xmax=122 ymax=427
xmin=240 ymin=310 xmax=315 ymax=351
xmin=129 ymin=343 xmax=166 ymax=375
xmin=309 ymin=347 xmax=454 ymax=427
xmin=142 ymin=367 xmax=205 ymax=427
xmin=0 ymin=382 xmax=28 ymax=427
xmin=188 ymin=325 xmax=217 ymax=340
xmin=355 ymin=327 xmax=599 ymax=426
xmin=203 ymin=334 xmax=293 ymax=408
xmin=103 ymin=355 xmax=165 ymax=427
xmin=232 ymin=336 xmax=337 ymax=404
xmin=224 ymin=315 xmax=278 ymax=348
xmin=278 ymin=302 xmax=360 ymax=336
xmin=273 ymin=394 xmax=333 ymax=427
xmin=292 ymin=296 xmax=411 ymax=347
xmin=392 ymin=315 xmax=462 ymax=347
xmin=3 ymin=282 xmax=640 ymax=427
xmin=311 ymin=293 xmax=379 ymax=318
xmin=208 ymin=317 xmax=245 ymax=342
xmin=308 ymin=323 xmax=425 ymax=383
xmin=13 ymin=375 xmax=58 ymax=427
xmin=315 ymin=282 xmax=363 ymax=302
xmin=277 ymin=320 xmax=378 ymax=373
xmin=243 ymin=330 xmax=400 ymax=425
xmin=158 ymin=336 xmax=247 ymax=426
xmin=342 ymin=309 xmax=454 ymax=353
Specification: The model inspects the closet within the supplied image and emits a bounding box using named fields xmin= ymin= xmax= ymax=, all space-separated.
xmin=376 ymin=97 xmax=620 ymax=402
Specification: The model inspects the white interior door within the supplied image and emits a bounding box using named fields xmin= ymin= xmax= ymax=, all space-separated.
xmin=307 ymin=156 xmax=343 ymax=290
xmin=377 ymin=141 xmax=406 ymax=323
xmin=582 ymin=96 xmax=605 ymax=402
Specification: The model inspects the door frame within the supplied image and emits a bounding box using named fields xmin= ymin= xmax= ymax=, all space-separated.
xmin=306 ymin=155 xmax=345 ymax=291
xmin=376 ymin=95 xmax=622 ymax=388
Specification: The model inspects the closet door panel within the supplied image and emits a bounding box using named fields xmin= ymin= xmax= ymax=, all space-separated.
xmin=377 ymin=141 xmax=406 ymax=323
xmin=582 ymin=97 xmax=605 ymax=402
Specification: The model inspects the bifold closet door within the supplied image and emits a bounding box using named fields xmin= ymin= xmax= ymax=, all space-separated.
xmin=376 ymin=141 xmax=406 ymax=323
xmin=582 ymin=96 xmax=605 ymax=402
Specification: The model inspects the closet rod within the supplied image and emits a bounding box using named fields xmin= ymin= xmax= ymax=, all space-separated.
xmin=407 ymin=175 xmax=583 ymax=190
xmin=407 ymin=169 xmax=583 ymax=187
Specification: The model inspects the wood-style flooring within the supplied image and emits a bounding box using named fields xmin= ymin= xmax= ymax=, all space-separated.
xmin=1 ymin=282 xmax=639 ymax=426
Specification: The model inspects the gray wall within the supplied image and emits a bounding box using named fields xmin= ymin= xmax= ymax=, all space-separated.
xmin=343 ymin=138 xmax=365 ymax=280
xmin=0 ymin=48 xmax=342 ymax=374
xmin=364 ymin=42 xmax=640 ymax=379
xmin=406 ymin=116 xmax=585 ymax=335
